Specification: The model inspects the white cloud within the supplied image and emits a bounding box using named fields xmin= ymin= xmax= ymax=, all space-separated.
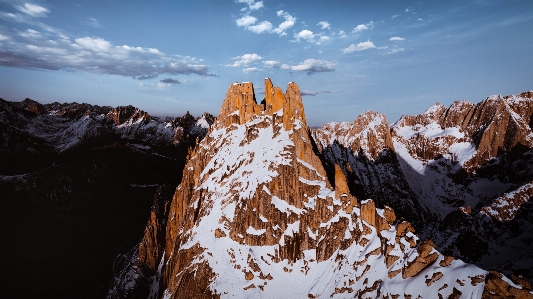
xmin=0 ymin=34 xmax=9 ymax=41
xmin=377 ymin=46 xmax=388 ymax=50
xmin=353 ymin=24 xmax=368 ymax=33
xmin=0 ymin=3 xmax=212 ymax=78
xmin=16 ymin=3 xmax=49 ymax=18
xmin=273 ymin=10 xmax=296 ymax=36
xmin=352 ymin=20 xmax=374 ymax=33
xmin=19 ymin=28 xmax=42 ymax=39
xmin=75 ymin=37 xmax=112 ymax=52
xmin=0 ymin=33 xmax=212 ymax=78
xmin=290 ymin=59 xmax=336 ymax=74
xmin=235 ymin=8 xmax=296 ymax=36
xmin=418 ymin=18 xmax=424 ymax=21
xmin=249 ymin=1 xmax=263 ymax=10
xmin=226 ymin=53 xmax=262 ymax=67
xmin=280 ymin=64 xmax=291 ymax=70
xmin=0 ymin=12 xmax=29 ymax=23
xmin=237 ymin=0 xmax=263 ymax=11
xmin=236 ymin=15 xmax=257 ymax=27
xmin=318 ymin=21 xmax=330 ymax=30
xmin=387 ymin=48 xmax=404 ymax=54
xmin=247 ymin=21 xmax=273 ymax=34
xmin=338 ymin=30 xmax=347 ymax=38
xmin=294 ymin=29 xmax=328 ymax=45
xmin=405 ymin=8 xmax=412 ymax=13
xmin=156 ymin=82 xmax=172 ymax=88
xmin=84 ymin=18 xmax=104 ymax=29
xmin=263 ymin=60 xmax=280 ymax=68
xmin=391 ymin=14 xmax=400 ymax=19
xmin=342 ymin=41 xmax=376 ymax=53
xmin=296 ymin=29 xmax=314 ymax=40
xmin=243 ymin=67 xmax=259 ymax=73
xmin=389 ymin=36 xmax=405 ymax=41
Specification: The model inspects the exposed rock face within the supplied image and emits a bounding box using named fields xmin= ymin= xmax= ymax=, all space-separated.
xmin=481 ymin=182 xmax=533 ymax=222
xmin=391 ymin=92 xmax=533 ymax=171
xmin=109 ymin=105 xmax=151 ymax=125
xmin=107 ymin=80 xmax=531 ymax=298
xmin=312 ymin=111 xmax=427 ymax=228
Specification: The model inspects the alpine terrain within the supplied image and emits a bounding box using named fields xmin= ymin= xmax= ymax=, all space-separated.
xmin=107 ymin=79 xmax=532 ymax=298
xmin=0 ymin=98 xmax=214 ymax=298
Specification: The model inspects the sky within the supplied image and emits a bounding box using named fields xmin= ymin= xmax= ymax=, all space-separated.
xmin=0 ymin=0 xmax=532 ymax=125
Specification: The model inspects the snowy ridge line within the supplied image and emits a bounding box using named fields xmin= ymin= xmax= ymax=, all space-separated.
xmin=480 ymin=182 xmax=533 ymax=222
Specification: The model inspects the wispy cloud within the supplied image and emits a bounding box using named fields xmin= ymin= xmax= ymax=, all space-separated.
xmin=260 ymin=58 xmax=335 ymax=74
xmin=16 ymin=3 xmax=49 ymax=18
xmin=236 ymin=9 xmax=296 ymax=36
xmin=301 ymin=90 xmax=332 ymax=96
xmin=289 ymin=59 xmax=336 ymax=74
xmin=84 ymin=17 xmax=104 ymax=28
xmin=391 ymin=14 xmax=400 ymax=19
xmin=387 ymin=48 xmax=404 ymax=54
xmin=338 ymin=30 xmax=347 ymax=38
xmin=160 ymin=78 xmax=181 ymax=85
xmin=0 ymin=2 xmax=214 ymax=79
xmin=389 ymin=36 xmax=405 ymax=41
xmin=0 ymin=28 xmax=213 ymax=78
xmin=342 ymin=41 xmax=376 ymax=53
xmin=273 ymin=10 xmax=296 ymax=36
xmin=237 ymin=0 xmax=263 ymax=11
xmin=226 ymin=53 xmax=262 ymax=67
xmin=242 ymin=67 xmax=259 ymax=73
xmin=263 ymin=60 xmax=280 ymax=68
xmin=318 ymin=21 xmax=330 ymax=30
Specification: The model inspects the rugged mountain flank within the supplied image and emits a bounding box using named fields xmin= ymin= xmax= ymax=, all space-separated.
xmin=108 ymin=80 xmax=531 ymax=298
xmin=313 ymin=91 xmax=533 ymax=285
xmin=0 ymin=98 xmax=213 ymax=299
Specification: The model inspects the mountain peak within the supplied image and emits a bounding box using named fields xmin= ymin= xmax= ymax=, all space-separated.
xmin=217 ymin=78 xmax=306 ymax=130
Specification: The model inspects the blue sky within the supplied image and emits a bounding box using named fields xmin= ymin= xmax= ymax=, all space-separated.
xmin=0 ymin=0 xmax=532 ymax=125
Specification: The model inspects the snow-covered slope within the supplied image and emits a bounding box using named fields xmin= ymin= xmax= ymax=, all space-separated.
xmin=107 ymin=80 xmax=531 ymax=298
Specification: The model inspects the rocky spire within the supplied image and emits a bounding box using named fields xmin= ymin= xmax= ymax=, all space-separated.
xmin=217 ymin=78 xmax=307 ymax=130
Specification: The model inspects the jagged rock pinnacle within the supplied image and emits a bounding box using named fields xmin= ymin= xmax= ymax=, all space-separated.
xmin=217 ymin=78 xmax=307 ymax=130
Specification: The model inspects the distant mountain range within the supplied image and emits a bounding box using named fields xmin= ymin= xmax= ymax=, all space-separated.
xmin=1 ymin=83 xmax=532 ymax=298
xmin=0 ymin=98 xmax=213 ymax=298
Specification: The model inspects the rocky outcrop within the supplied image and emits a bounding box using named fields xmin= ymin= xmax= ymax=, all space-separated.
xmin=481 ymin=182 xmax=533 ymax=222
xmin=18 ymin=98 xmax=47 ymax=114
xmin=217 ymin=78 xmax=306 ymax=130
xmin=482 ymin=270 xmax=533 ymax=299
xmin=109 ymin=105 xmax=151 ymax=125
